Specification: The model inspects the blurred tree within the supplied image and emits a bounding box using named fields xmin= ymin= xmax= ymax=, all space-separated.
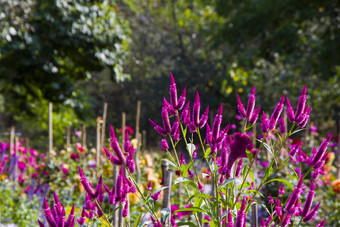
xmin=0 ymin=0 xmax=130 ymax=148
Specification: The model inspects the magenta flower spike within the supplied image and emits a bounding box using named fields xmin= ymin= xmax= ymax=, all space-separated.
xmin=246 ymin=85 xmax=256 ymax=119
xmin=235 ymin=198 xmax=246 ymax=227
xmin=176 ymin=87 xmax=186 ymax=110
xmin=170 ymin=118 xmax=180 ymax=136
xmin=295 ymin=85 xmax=307 ymax=120
xmin=218 ymin=147 xmax=228 ymax=174
xmin=37 ymin=219 xmax=45 ymax=227
xmin=301 ymin=180 xmax=315 ymax=218
xmin=163 ymin=97 xmax=176 ymax=116
xmin=260 ymin=217 xmax=265 ymax=227
xmin=180 ymin=153 xmax=186 ymax=165
xmin=224 ymin=133 xmax=254 ymax=179
xmin=192 ymin=145 xmax=198 ymax=158
xmin=114 ymin=167 xmax=124 ymax=204
xmin=95 ymin=202 xmax=103 ymax=218
xmin=108 ymin=186 xmax=116 ymax=204
xmin=289 ymin=144 xmax=300 ymax=157
xmin=180 ymin=101 xmax=190 ymax=123
xmin=198 ymin=181 xmax=204 ymax=193
xmin=281 ymin=214 xmax=291 ymax=227
xmin=285 ymin=97 xmax=295 ymax=123
xmin=103 ymin=147 xmax=122 ymax=165
xmin=151 ymin=190 xmax=161 ymax=201
xmin=216 ymin=123 xmax=230 ymax=144
xmin=298 ymin=105 xmax=311 ymax=128
xmin=193 ymin=91 xmax=201 ymax=127
xmin=279 ymin=184 xmax=285 ymax=195
xmin=146 ymin=181 xmax=152 ymax=191
xmin=161 ymin=107 xmax=171 ymax=133
xmin=316 ymin=218 xmax=326 ymax=227
xmin=77 ymin=208 xmax=87 ymax=225
xmin=109 ymin=125 xmax=126 ymax=164
xmin=149 ymin=119 xmax=167 ymax=136
xmin=275 ymin=196 xmax=283 ymax=219
xmin=212 ymin=104 xmax=223 ymax=139
xmin=285 ymin=176 xmax=303 ymax=214
xmin=169 ymin=73 xmax=178 ymax=109
xmin=198 ymin=106 xmax=209 ymax=128
xmin=249 ymin=105 xmax=261 ymax=125
xmin=235 ymin=159 xmax=243 ymax=178
xmin=226 ymin=208 xmax=233 ymax=227
xmin=264 ymin=215 xmax=272 ymax=226
xmin=302 ymin=202 xmax=320 ymax=222
xmin=309 ymin=132 xmax=332 ymax=166
xmin=43 ymin=198 xmax=57 ymax=227
xmin=65 ymin=204 xmax=75 ymax=227
xmin=279 ymin=116 xmax=286 ymax=133
xmin=269 ymin=95 xmax=285 ymax=130
xmin=122 ymin=201 xmax=129 ymax=217
xmin=53 ymin=191 xmax=62 ymax=215
xmin=95 ymin=175 xmax=104 ymax=202
xmin=236 ymin=94 xmax=247 ymax=118
xmin=188 ymin=169 xmax=194 ymax=178
xmin=261 ymin=111 xmax=269 ymax=133
xmin=268 ymin=194 xmax=274 ymax=204
xmin=171 ymin=215 xmax=178 ymax=227
xmin=78 ymin=167 xmax=96 ymax=199
xmin=160 ymin=139 xmax=169 ymax=150
xmin=126 ymin=148 xmax=135 ymax=174
xmin=206 ymin=124 xmax=213 ymax=145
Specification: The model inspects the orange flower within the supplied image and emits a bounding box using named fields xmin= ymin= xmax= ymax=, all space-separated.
xmin=332 ymin=179 xmax=340 ymax=194
xmin=324 ymin=175 xmax=331 ymax=185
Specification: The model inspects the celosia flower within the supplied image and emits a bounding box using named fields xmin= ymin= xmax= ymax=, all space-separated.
xmin=95 ymin=175 xmax=104 ymax=202
xmin=109 ymin=125 xmax=126 ymax=164
xmin=224 ymin=133 xmax=254 ymax=179
xmin=286 ymin=97 xmax=295 ymax=122
xmin=180 ymin=153 xmax=186 ymax=165
xmin=275 ymin=196 xmax=283 ymax=219
xmin=301 ymin=180 xmax=315 ymax=218
xmin=246 ymin=86 xmax=256 ymax=119
xmin=302 ymin=202 xmax=320 ymax=222
xmin=285 ymin=176 xmax=303 ymax=214
xmin=269 ymin=95 xmax=285 ymax=130
xmin=77 ymin=208 xmax=87 ymax=225
xmin=151 ymin=190 xmax=161 ymax=201
xmin=279 ymin=116 xmax=286 ymax=133
xmin=289 ymin=143 xmax=300 ymax=157
xmin=65 ymin=204 xmax=75 ymax=226
xmin=235 ymin=198 xmax=246 ymax=227
xmin=126 ymin=149 xmax=135 ymax=173
xmin=163 ymin=97 xmax=176 ymax=115
xmin=78 ymin=167 xmax=95 ymax=199
xmin=226 ymin=208 xmax=233 ymax=227
xmin=160 ymin=139 xmax=169 ymax=151
xmin=188 ymin=169 xmax=194 ymax=178
xmin=212 ymin=104 xmax=223 ymax=138
xmin=192 ymin=91 xmax=209 ymax=128
xmin=122 ymin=201 xmax=129 ymax=217
xmin=235 ymin=159 xmax=243 ymax=178
xmin=279 ymin=184 xmax=285 ymax=195
xmin=316 ymin=218 xmax=326 ymax=227
xmin=236 ymin=94 xmax=247 ymax=118
xmin=180 ymin=101 xmax=190 ymax=123
xmin=295 ymin=85 xmax=307 ymax=121
xmin=261 ymin=111 xmax=269 ymax=133
xmin=146 ymin=181 xmax=152 ymax=191
xmin=249 ymin=105 xmax=261 ymax=125
xmin=37 ymin=219 xmax=45 ymax=227
xmin=198 ymin=181 xmax=204 ymax=193
xmin=268 ymin=194 xmax=274 ymax=204
xmin=309 ymin=133 xmax=332 ymax=167
xmin=281 ymin=214 xmax=291 ymax=227
xmin=170 ymin=215 xmax=178 ymax=227
xmin=43 ymin=198 xmax=57 ymax=227
xmin=149 ymin=119 xmax=167 ymax=136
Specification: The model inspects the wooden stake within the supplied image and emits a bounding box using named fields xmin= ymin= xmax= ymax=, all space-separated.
xmin=161 ymin=160 xmax=172 ymax=227
xmin=101 ymin=103 xmax=108 ymax=149
xmin=9 ymin=125 xmax=15 ymax=157
xmin=96 ymin=119 xmax=102 ymax=178
xmin=251 ymin=203 xmax=258 ymax=227
xmin=135 ymin=101 xmax=141 ymax=138
xmin=135 ymin=133 xmax=141 ymax=183
xmin=112 ymin=165 xmax=118 ymax=226
xmin=122 ymin=112 xmax=126 ymax=145
xmin=82 ymin=125 xmax=87 ymax=149
xmin=49 ymin=102 xmax=53 ymax=156
xmin=66 ymin=126 xmax=71 ymax=148
xmin=13 ymin=136 xmax=18 ymax=183
xmin=142 ymin=130 xmax=147 ymax=152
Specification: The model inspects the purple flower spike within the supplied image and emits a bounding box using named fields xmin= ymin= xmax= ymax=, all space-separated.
xmin=285 ymin=176 xmax=303 ymax=214
xmin=212 ymin=104 xmax=223 ymax=139
xmin=176 ymin=87 xmax=186 ymax=110
xmin=149 ymin=119 xmax=167 ymax=136
xmin=180 ymin=153 xmax=186 ymax=165
xmin=275 ymin=197 xmax=283 ymax=219
xmin=301 ymin=180 xmax=315 ymax=218
xmin=65 ymin=204 xmax=75 ymax=227
xmin=286 ymin=97 xmax=295 ymax=122
xmin=261 ymin=112 xmax=269 ymax=133
xmin=309 ymin=132 xmax=332 ymax=166
xmin=198 ymin=106 xmax=209 ymax=128
xmin=78 ymin=167 xmax=95 ymax=198
xmin=260 ymin=217 xmax=265 ymax=227
xmin=269 ymin=95 xmax=285 ymax=130
xmin=279 ymin=184 xmax=285 ymax=195
xmin=126 ymin=148 xmax=135 ymax=174
xmin=316 ymin=218 xmax=326 ymax=227
xmin=109 ymin=125 xmax=126 ymax=164
xmin=193 ymin=91 xmax=201 ymax=127
xmin=125 ymin=178 xmax=136 ymax=193
xmin=265 ymin=215 xmax=272 ymax=226
xmin=53 ymin=191 xmax=62 ymax=215
xmin=236 ymin=94 xmax=247 ymax=118
xmin=103 ymin=147 xmax=121 ymax=165
xmin=281 ymin=214 xmax=291 ymax=227
xmin=160 ymin=139 xmax=169 ymax=150
xmin=235 ymin=159 xmax=243 ymax=178
xmin=249 ymin=105 xmax=261 ymax=125
xmin=289 ymin=144 xmax=300 ymax=157
xmin=37 ymin=219 xmax=45 ymax=227
xmin=169 ymin=73 xmax=178 ymax=109
xmin=95 ymin=175 xmax=104 ymax=202
xmin=246 ymin=85 xmax=256 ymax=119
xmin=279 ymin=117 xmax=286 ymax=133
xmin=198 ymin=181 xmax=204 ymax=193
xmin=295 ymin=85 xmax=307 ymax=121
xmin=227 ymin=208 xmax=233 ymax=227
xmin=180 ymin=101 xmax=190 ymax=123
xmin=122 ymin=201 xmax=129 ymax=217
xmin=298 ymin=105 xmax=311 ymax=128
xmin=218 ymin=147 xmax=228 ymax=174
xmin=302 ymin=202 xmax=320 ymax=222
xmin=146 ymin=181 xmax=152 ymax=191
xmin=268 ymin=194 xmax=274 ymax=204
xmin=43 ymin=198 xmax=57 ymax=227
xmin=151 ymin=190 xmax=161 ymax=201
xmin=170 ymin=118 xmax=180 ymax=137
xmin=224 ymin=133 xmax=254 ymax=179
xmin=161 ymin=107 xmax=171 ymax=133
xmin=188 ymin=169 xmax=194 ymax=178
xmin=77 ymin=208 xmax=87 ymax=225
xmin=163 ymin=97 xmax=176 ymax=115
xmin=235 ymin=198 xmax=246 ymax=227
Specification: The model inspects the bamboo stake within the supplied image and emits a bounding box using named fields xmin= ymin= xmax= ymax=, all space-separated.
xmin=112 ymin=165 xmax=118 ymax=226
xmin=66 ymin=126 xmax=71 ymax=148
xmin=135 ymin=101 xmax=141 ymax=138
xmin=96 ymin=119 xmax=102 ymax=178
xmin=142 ymin=130 xmax=147 ymax=152
xmin=135 ymin=133 xmax=141 ymax=183
xmin=49 ymin=102 xmax=53 ymax=157
xmin=82 ymin=125 xmax=87 ymax=149
xmin=101 ymin=103 xmax=108 ymax=149
xmin=161 ymin=160 xmax=172 ymax=227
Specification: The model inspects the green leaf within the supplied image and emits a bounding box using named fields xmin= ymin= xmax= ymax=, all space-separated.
xmin=137 ymin=221 xmax=153 ymax=227
xmin=163 ymin=159 xmax=177 ymax=169
xmin=134 ymin=213 xmax=142 ymax=227
xmin=291 ymin=128 xmax=305 ymax=136
xmin=187 ymin=143 xmax=196 ymax=156
xmin=259 ymin=202 xmax=270 ymax=215
xmin=161 ymin=208 xmax=171 ymax=222
xmin=174 ymin=207 xmax=206 ymax=214
xmin=246 ymin=149 xmax=253 ymax=161
xmin=219 ymin=177 xmax=235 ymax=188
xmin=256 ymin=139 xmax=273 ymax=156
xmin=204 ymin=147 xmax=211 ymax=158
xmin=263 ymin=166 xmax=273 ymax=181
xmin=153 ymin=186 xmax=169 ymax=194
xmin=249 ymin=170 xmax=255 ymax=186
xmin=187 ymin=193 xmax=213 ymax=203
xmin=176 ymin=221 xmax=198 ymax=227
xmin=174 ymin=176 xmax=192 ymax=185
xmin=265 ymin=178 xmax=294 ymax=190
xmin=235 ymin=182 xmax=251 ymax=190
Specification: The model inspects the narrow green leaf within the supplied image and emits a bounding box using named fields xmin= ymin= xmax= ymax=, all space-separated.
xmin=176 ymin=221 xmax=198 ymax=227
xmin=134 ymin=213 xmax=142 ymax=227
xmin=246 ymin=149 xmax=253 ymax=161
xmin=256 ymin=139 xmax=273 ymax=156
xmin=161 ymin=208 xmax=171 ymax=222
xmin=219 ymin=177 xmax=235 ymax=188
xmin=174 ymin=176 xmax=191 ymax=185
xmin=174 ymin=207 xmax=206 ymax=214
xmin=265 ymin=178 xmax=294 ymax=190
xmin=235 ymin=182 xmax=251 ymax=190
xmin=291 ymin=128 xmax=305 ymax=136
xmin=163 ymin=159 xmax=177 ymax=169
xmin=204 ymin=147 xmax=211 ymax=158
xmin=153 ymin=186 xmax=169 ymax=194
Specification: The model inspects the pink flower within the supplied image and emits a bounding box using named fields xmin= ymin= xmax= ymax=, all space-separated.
xmin=76 ymin=142 xmax=84 ymax=152
xmin=62 ymin=168 xmax=69 ymax=174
